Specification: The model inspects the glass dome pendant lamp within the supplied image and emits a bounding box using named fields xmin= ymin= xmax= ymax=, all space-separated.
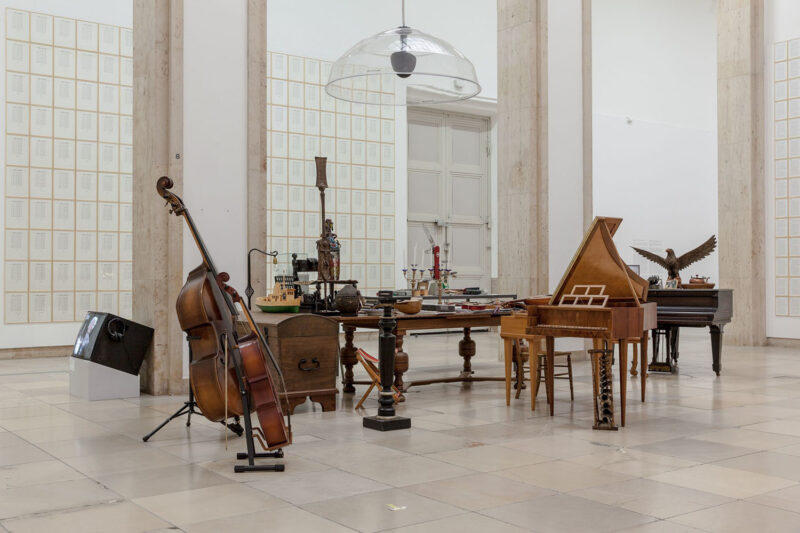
xmin=325 ymin=0 xmax=481 ymax=105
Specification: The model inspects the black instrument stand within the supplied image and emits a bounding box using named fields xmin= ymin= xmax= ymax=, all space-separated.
xmin=143 ymin=340 xmax=244 ymax=442
xmin=229 ymin=343 xmax=284 ymax=473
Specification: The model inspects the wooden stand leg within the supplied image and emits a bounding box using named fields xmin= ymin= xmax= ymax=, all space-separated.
xmin=504 ymin=338 xmax=513 ymax=406
xmin=618 ymin=339 xmax=628 ymax=427
xmin=459 ymin=327 xmax=476 ymax=378
xmin=640 ymin=331 xmax=649 ymax=402
xmin=630 ymin=343 xmax=639 ymax=377
xmin=393 ymin=330 xmax=408 ymax=402
xmin=546 ymin=336 xmax=555 ymax=416
xmin=341 ymin=326 xmax=357 ymax=393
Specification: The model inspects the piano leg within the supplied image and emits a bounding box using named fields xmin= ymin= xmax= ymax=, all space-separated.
xmin=618 ymin=339 xmax=628 ymax=427
xmin=546 ymin=336 xmax=555 ymax=416
xmin=710 ymin=325 xmax=723 ymax=376
xmin=504 ymin=338 xmax=513 ymax=406
xmin=640 ymin=331 xmax=649 ymax=402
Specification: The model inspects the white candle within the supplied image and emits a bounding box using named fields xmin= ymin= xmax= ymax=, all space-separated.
xmin=413 ymin=244 xmax=418 ymax=266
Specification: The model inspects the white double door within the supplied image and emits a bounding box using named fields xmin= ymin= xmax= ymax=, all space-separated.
xmin=407 ymin=109 xmax=491 ymax=290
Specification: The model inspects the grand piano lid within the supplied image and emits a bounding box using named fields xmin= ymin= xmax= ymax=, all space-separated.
xmin=549 ymin=216 xmax=649 ymax=306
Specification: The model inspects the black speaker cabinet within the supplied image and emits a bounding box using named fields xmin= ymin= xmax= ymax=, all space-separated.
xmin=72 ymin=312 xmax=154 ymax=376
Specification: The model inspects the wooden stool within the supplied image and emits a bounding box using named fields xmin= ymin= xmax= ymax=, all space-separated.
xmin=502 ymin=329 xmax=573 ymax=410
xmin=354 ymin=348 xmax=400 ymax=409
xmin=534 ymin=350 xmax=574 ymax=402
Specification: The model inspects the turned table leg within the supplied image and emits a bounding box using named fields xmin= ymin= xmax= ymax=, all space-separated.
xmin=341 ymin=325 xmax=357 ymax=393
xmin=393 ymin=329 xmax=408 ymax=402
xmin=459 ymin=327 xmax=476 ymax=378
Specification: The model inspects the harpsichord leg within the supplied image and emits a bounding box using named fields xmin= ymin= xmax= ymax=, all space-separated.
xmin=710 ymin=325 xmax=723 ymax=376
xmin=640 ymin=331 xmax=649 ymax=402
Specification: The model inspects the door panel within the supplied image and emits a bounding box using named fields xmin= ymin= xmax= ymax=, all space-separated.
xmin=450 ymin=173 xmax=483 ymax=219
xmin=408 ymin=170 xmax=442 ymax=219
xmin=407 ymin=109 xmax=490 ymax=290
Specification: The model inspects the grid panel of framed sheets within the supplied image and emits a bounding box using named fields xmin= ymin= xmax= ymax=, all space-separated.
xmin=265 ymin=52 xmax=396 ymax=295
xmin=4 ymin=8 xmax=133 ymax=323
xmin=774 ymin=39 xmax=800 ymax=317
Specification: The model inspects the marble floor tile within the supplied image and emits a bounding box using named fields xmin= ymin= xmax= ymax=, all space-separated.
xmin=0 ymin=501 xmax=169 ymax=533
xmin=404 ymin=472 xmax=554 ymax=511
xmin=248 ymin=468 xmax=391 ymax=505
xmin=629 ymin=437 xmax=757 ymax=463
xmin=183 ymin=506 xmax=355 ymax=533
xmin=386 ymin=512 xmax=529 ymax=533
xmin=0 ymin=443 xmax=53 ymax=467
xmin=343 ymin=455 xmax=474 ymax=487
xmin=35 ymin=434 xmax=145 ymax=459
xmin=481 ymin=493 xmax=655 ymax=533
xmin=94 ymin=463 xmax=232 ymax=499
xmin=747 ymin=483 xmax=800 ymax=513
xmin=133 ymin=483 xmax=288 ymax=526
xmin=672 ymin=500 xmax=800 ymax=533
xmin=692 ymin=427 xmax=800 ymax=450
xmin=499 ymin=434 xmax=612 ymax=459
xmin=425 ymin=443 xmax=551 ymax=472
xmin=0 ymin=478 xmax=119 ymax=519
xmin=571 ymin=477 xmax=732 ymax=519
xmin=715 ymin=450 xmax=800 ymax=481
xmin=649 ymin=464 xmax=796 ymax=499
xmin=62 ymin=447 xmax=187 ymax=477
xmin=496 ymin=459 xmax=633 ymax=492
xmin=742 ymin=418 xmax=800 ymax=437
xmin=0 ymin=460 xmax=84 ymax=489
xmin=301 ymin=488 xmax=464 ymax=532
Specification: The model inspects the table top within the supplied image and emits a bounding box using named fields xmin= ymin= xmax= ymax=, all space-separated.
xmin=250 ymin=308 xmax=510 ymax=330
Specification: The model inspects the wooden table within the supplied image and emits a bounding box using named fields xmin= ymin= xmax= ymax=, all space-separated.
xmin=334 ymin=310 xmax=511 ymax=401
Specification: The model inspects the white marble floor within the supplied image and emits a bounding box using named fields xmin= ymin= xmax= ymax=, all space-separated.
xmin=2 ymin=330 xmax=800 ymax=532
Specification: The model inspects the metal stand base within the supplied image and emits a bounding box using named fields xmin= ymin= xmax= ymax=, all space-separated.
xmin=142 ymin=399 xmax=244 ymax=442
xmin=234 ymin=448 xmax=285 ymax=472
xmin=363 ymin=415 xmax=411 ymax=431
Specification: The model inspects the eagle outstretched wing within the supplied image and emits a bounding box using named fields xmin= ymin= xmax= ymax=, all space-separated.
xmin=676 ymin=235 xmax=716 ymax=270
xmin=632 ymin=247 xmax=668 ymax=269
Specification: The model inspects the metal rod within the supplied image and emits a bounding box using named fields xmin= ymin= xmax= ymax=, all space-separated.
xmin=401 ymin=0 xmax=406 ymax=26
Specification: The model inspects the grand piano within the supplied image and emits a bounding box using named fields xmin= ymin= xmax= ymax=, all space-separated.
xmin=524 ymin=217 xmax=657 ymax=430
xmin=646 ymin=289 xmax=733 ymax=375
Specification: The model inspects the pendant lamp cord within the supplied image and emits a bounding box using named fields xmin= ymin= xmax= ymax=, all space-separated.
xmin=401 ymin=0 xmax=406 ymax=27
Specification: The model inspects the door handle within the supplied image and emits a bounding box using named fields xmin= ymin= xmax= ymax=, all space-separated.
xmin=298 ymin=358 xmax=320 ymax=371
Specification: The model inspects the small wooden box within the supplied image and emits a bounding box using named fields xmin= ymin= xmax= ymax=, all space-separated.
xmin=257 ymin=313 xmax=339 ymax=414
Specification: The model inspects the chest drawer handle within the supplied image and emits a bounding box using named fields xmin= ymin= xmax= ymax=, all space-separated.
xmin=298 ymin=358 xmax=320 ymax=371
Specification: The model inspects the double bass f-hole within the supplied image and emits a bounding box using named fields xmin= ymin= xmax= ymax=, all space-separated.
xmin=298 ymin=358 xmax=320 ymax=372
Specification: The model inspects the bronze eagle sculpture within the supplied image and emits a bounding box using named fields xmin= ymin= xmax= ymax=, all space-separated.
xmin=632 ymin=235 xmax=717 ymax=280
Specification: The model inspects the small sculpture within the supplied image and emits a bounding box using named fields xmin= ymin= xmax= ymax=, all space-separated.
xmin=632 ymin=235 xmax=717 ymax=281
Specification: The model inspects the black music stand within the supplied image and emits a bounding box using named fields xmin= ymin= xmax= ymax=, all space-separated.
xmin=142 ymin=338 xmax=244 ymax=442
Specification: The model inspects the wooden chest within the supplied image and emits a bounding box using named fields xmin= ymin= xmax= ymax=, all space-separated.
xmin=257 ymin=313 xmax=339 ymax=414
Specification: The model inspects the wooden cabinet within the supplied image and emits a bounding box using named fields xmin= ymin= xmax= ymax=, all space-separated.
xmin=255 ymin=312 xmax=339 ymax=414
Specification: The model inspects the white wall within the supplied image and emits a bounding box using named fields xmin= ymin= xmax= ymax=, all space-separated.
xmin=183 ymin=1 xmax=248 ymax=291
xmin=0 ymin=0 xmax=132 ymax=349
xmin=548 ymin=0 xmax=585 ymax=290
xmin=592 ymin=0 xmax=719 ymax=283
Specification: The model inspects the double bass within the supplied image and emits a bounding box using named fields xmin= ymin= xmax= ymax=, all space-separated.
xmin=156 ymin=177 xmax=290 ymax=451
